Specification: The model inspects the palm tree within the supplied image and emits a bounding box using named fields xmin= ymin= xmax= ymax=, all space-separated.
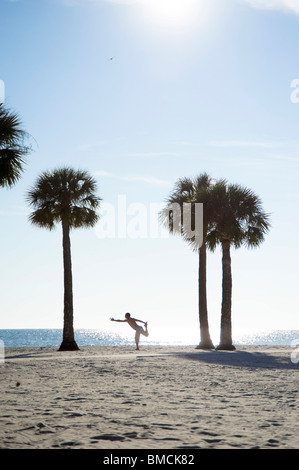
xmin=0 ymin=103 xmax=31 ymax=188
xmin=27 ymin=167 xmax=101 ymax=351
xmin=160 ymin=173 xmax=215 ymax=349
xmin=207 ymin=180 xmax=270 ymax=350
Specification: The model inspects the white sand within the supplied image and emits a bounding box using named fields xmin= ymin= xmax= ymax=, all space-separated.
xmin=0 ymin=345 xmax=298 ymax=449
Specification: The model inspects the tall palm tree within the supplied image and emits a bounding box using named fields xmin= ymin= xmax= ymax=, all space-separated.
xmin=207 ymin=180 xmax=270 ymax=350
xmin=0 ymin=103 xmax=31 ymax=188
xmin=27 ymin=167 xmax=101 ymax=351
xmin=160 ymin=173 xmax=215 ymax=349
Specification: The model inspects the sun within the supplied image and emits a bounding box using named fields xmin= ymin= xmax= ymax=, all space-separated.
xmin=141 ymin=0 xmax=203 ymax=31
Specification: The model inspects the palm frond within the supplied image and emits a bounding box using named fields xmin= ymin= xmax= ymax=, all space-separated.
xmin=28 ymin=208 xmax=56 ymax=230
xmin=206 ymin=179 xmax=271 ymax=248
xmin=159 ymin=173 xmax=214 ymax=250
xmin=0 ymin=104 xmax=31 ymax=188
xmin=162 ymin=174 xmax=271 ymax=251
xmin=27 ymin=167 xmax=101 ymax=230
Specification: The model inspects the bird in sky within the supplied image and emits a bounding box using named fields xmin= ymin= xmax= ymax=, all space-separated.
xmin=109 ymin=56 xmax=115 ymax=61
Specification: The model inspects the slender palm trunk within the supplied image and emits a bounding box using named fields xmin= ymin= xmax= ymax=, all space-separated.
xmin=217 ymin=240 xmax=235 ymax=350
xmin=59 ymin=221 xmax=79 ymax=351
xmin=196 ymin=245 xmax=215 ymax=349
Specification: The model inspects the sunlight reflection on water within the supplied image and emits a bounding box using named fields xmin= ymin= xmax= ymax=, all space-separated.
xmin=0 ymin=328 xmax=298 ymax=347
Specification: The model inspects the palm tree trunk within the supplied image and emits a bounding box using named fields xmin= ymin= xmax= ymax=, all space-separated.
xmin=59 ymin=221 xmax=79 ymax=351
xmin=216 ymin=240 xmax=235 ymax=350
xmin=196 ymin=245 xmax=215 ymax=349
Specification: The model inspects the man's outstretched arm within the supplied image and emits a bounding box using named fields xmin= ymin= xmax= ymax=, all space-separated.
xmin=133 ymin=318 xmax=147 ymax=325
xmin=110 ymin=318 xmax=127 ymax=322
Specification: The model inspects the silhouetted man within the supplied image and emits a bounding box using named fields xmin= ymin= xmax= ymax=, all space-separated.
xmin=110 ymin=312 xmax=149 ymax=350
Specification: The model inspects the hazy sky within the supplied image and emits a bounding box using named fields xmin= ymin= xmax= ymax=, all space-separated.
xmin=0 ymin=0 xmax=298 ymax=343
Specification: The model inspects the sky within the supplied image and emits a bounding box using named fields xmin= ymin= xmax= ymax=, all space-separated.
xmin=0 ymin=0 xmax=298 ymax=344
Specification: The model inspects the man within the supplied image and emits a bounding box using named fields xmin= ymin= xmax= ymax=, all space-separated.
xmin=110 ymin=312 xmax=149 ymax=350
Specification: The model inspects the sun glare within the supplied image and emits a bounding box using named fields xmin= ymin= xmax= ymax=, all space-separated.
xmin=141 ymin=0 xmax=204 ymax=31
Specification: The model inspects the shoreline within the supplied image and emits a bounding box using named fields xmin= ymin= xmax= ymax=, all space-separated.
xmin=1 ymin=345 xmax=298 ymax=449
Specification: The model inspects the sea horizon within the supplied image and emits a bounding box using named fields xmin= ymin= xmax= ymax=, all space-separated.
xmin=1 ymin=328 xmax=298 ymax=348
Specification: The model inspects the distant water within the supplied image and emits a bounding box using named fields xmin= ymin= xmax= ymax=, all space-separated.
xmin=0 ymin=329 xmax=298 ymax=348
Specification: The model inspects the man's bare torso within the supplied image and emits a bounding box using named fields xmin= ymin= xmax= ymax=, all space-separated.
xmin=126 ymin=317 xmax=140 ymax=331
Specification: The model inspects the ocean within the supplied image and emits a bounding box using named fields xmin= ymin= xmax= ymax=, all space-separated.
xmin=0 ymin=328 xmax=298 ymax=348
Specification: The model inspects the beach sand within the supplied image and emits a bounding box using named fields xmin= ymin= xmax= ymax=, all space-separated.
xmin=0 ymin=345 xmax=298 ymax=449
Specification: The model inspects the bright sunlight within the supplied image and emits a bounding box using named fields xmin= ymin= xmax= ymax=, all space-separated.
xmin=140 ymin=0 xmax=204 ymax=31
